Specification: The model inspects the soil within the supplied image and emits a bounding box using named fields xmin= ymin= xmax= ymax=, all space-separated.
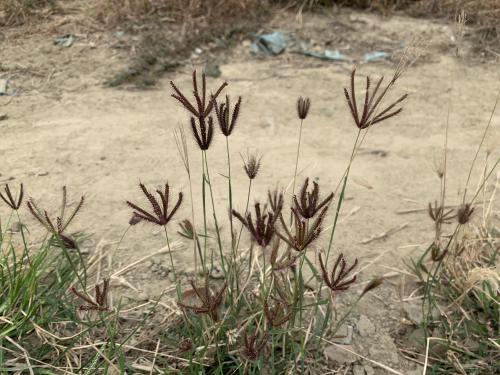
xmin=1 ymin=6 xmax=499 ymax=374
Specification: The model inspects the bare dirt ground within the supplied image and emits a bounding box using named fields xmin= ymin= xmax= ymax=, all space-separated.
xmin=1 ymin=7 xmax=499 ymax=374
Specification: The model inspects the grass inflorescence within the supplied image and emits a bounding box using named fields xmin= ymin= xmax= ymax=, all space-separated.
xmin=0 ymin=64 xmax=443 ymax=373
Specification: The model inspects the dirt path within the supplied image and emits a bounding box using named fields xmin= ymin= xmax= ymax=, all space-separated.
xmin=1 ymin=9 xmax=499 ymax=373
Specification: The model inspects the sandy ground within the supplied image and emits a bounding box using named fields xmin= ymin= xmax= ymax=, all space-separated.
xmin=1 ymin=8 xmax=499 ymax=374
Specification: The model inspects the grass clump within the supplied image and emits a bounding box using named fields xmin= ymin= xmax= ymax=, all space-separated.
xmin=405 ymin=89 xmax=500 ymax=374
xmin=0 ymin=63 xmax=411 ymax=372
xmin=0 ymin=185 xmax=149 ymax=373
xmin=0 ymin=0 xmax=56 ymax=26
xmin=142 ymin=65 xmax=408 ymax=372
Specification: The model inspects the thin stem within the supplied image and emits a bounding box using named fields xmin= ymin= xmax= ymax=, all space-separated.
xmin=163 ymin=227 xmax=177 ymax=282
xmin=201 ymin=151 xmax=208 ymax=274
xmin=236 ymin=179 xmax=252 ymax=251
xmin=292 ymin=119 xmax=304 ymax=199
xmin=188 ymin=167 xmax=199 ymax=277
xmin=470 ymin=156 xmax=500 ymax=204
xmin=314 ymin=129 xmax=361 ymax=344
xmin=15 ymin=211 xmax=30 ymax=265
xmin=441 ymin=81 xmax=453 ymax=208
xmin=203 ymin=151 xmax=227 ymax=275
xmin=326 ymin=129 xmax=362 ymax=260
xmin=462 ymin=88 xmax=500 ymax=203
xmin=57 ymin=236 xmax=86 ymax=290
xmin=226 ymin=137 xmax=234 ymax=251
xmin=226 ymin=137 xmax=237 ymax=295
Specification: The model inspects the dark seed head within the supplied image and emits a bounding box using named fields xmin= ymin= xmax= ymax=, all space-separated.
xmin=170 ymin=70 xmax=227 ymax=119
xmin=344 ymin=68 xmax=407 ymax=129
xmin=232 ymin=200 xmax=280 ymax=248
xmin=213 ymin=95 xmax=242 ymax=137
xmin=26 ymin=186 xmax=84 ymax=245
xmin=293 ymin=178 xmax=333 ymax=219
xmin=178 ymin=219 xmax=195 ymax=239
xmin=127 ymin=182 xmax=183 ymax=227
xmin=240 ymin=329 xmax=268 ymax=361
xmin=0 ymin=183 xmax=23 ymax=210
xmin=190 ymin=116 xmax=214 ymax=150
xmin=241 ymin=152 xmax=262 ymax=180
xmin=457 ymin=203 xmax=474 ymax=224
xmin=129 ymin=214 xmax=142 ymax=226
xmin=360 ymin=276 xmax=384 ymax=297
xmin=319 ymin=252 xmax=358 ymax=294
xmin=297 ymin=96 xmax=311 ymax=120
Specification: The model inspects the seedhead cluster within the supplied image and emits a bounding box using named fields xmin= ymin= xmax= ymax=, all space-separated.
xmin=26 ymin=186 xmax=84 ymax=249
xmin=0 ymin=66 xmax=410 ymax=373
xmin=149 ymin=67 xmax=405 ymax=371
xmin=344 ymin=68 xmax=407 ymax=129
xmin=126 ymin=182 xmax=183 ymax=226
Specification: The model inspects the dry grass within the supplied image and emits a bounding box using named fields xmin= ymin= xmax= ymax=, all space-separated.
xmin=3 ymin=0 xmax=500 ymax=33
xmin=84 ymin=0 xmax=266 ymax=87
xmin=407 ymin=186 xmax=500 ymax=373
xmin=289 ymin=0 xmax=500 ymax=40
xmin=402 ymin=58 xmax=500 ymax=372
xmin=90 ymin=0 xmax=264 ymax=28
xmin=0 ymin=0 xmax=55 ymax=26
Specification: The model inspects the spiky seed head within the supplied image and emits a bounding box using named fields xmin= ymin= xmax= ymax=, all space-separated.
xmin=344 ymin=69 xmax=407 ymax=129
xmin=0 ymin=183 xmax=24 ymax=210
xmin=127 ymin=182 xmax=183 ymax=227
xmin=457 ymin=203 xmax=474 ymax=224
xmin=241 ymin=152 xmax=262 ymax=180
xmin=297 ymin=96 xmax=311 ymax=120
xmin=178 ymin=219 xmax=195 ymax=239
xmin=360 ymin=276 xmax=384 ymax=297
xmin=129 ymin=214 xmax=142 ymax=226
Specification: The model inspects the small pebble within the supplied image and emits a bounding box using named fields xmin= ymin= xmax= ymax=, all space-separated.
xmin=137 ymin=292 xmax=149 ymax=301
xmin=353 ymin=365 xmax=364 ymax=375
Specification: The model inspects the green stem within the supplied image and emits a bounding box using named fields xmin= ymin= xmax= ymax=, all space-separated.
xmin=236 ymin=179 xmax=252 ymax=251
xmin=226 ymin=137 xmax=235 ymax=251
xmin=325 ymin=129 xmax=361 ymax=260
xmin=292 ymin=119 xmax=304 ymax=198
xmin=14 ymin=211 xmax=31 ymax=265
xmin=315 ymin=129 xmax=361 ymax=344
xmin=225 ymin=137 xmax=237 ymax=297
xmin=290 ymin=119 xmax=304 ymax=224
xmin=57 ymin=236 xmax=86 ymax=290
xmin=187 ymin=167 xmax=200 ymax=277
xmin=462 ymin=89 xmax=500 ymax=204
xmin=203 ymin=151 xmax=227 ymax=275
xmin=201 ymin=151 xmax=208 ymax=274
xmin=163 ymin=227 xmax=177 ymax=281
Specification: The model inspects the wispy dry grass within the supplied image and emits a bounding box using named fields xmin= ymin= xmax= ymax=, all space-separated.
xmin=0 ymin=0 xmax=56 ymax=25
xmin=403 ymin=76 xmax=500 ymax=374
